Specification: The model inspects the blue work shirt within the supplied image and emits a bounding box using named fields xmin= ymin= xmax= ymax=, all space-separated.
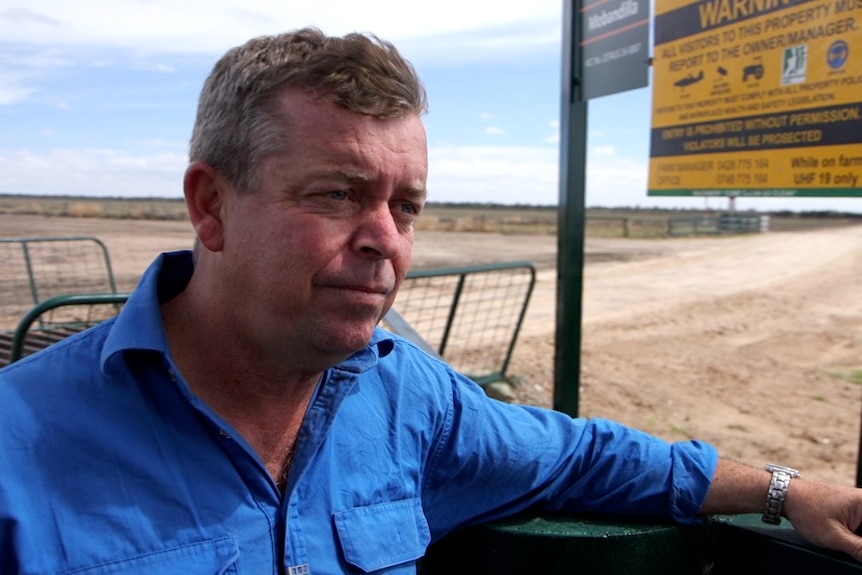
xmin=0 ymin=251 xmax=718 ymax=574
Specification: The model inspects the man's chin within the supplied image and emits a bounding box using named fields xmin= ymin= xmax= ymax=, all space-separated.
xmin=315 ymin=325 xmax=377 ymax=357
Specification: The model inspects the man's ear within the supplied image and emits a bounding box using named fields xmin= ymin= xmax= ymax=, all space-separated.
xmin=184 ymin=161 xmax=226 ymax=252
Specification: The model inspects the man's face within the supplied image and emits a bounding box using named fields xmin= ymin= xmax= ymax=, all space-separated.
xmin=215 ymin=91 xmax=428 ymax=366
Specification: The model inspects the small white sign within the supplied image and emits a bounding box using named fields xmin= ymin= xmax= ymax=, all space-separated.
xmin=781 ymin=45 xmax=808 ymax=85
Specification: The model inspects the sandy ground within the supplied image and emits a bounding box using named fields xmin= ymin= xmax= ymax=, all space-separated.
xmin=2 ymin=214 xmax=861 ymax=485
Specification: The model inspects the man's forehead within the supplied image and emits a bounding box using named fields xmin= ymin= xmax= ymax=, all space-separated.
xmin=278 ymin=88 xmax=424 ymax=122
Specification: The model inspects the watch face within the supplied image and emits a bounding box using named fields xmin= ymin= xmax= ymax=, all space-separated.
xmin=765 ymin=463 xmax=801 ymax=477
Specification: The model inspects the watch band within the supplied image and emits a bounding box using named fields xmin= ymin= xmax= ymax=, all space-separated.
xmin=762 ymin=463 xmax=800 ymax=525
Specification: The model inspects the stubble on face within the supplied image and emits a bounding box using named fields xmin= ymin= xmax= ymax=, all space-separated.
xmin=225 ymin=91 xmax=428 ymax=367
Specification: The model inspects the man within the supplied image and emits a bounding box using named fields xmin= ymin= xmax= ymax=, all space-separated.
xmin=1 ymin=27 xmax=861 ymax=574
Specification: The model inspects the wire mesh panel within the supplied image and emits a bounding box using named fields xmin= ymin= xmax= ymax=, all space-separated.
xmin=385 ymin=261 xmax=536 ymax=386
xmin=0 ymin=236 xmax=118 ymax=330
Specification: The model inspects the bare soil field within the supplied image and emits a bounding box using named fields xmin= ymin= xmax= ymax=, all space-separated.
xmin=2 ymin=213 xmax=861 ymax=486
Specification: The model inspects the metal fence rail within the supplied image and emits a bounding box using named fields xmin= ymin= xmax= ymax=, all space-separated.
xmin=0 ymin=236 xmax=124 ymax=367
xmin=384 ymin=261 xmax=536 ymax=387
xmin=0 ymin=292 xmax=130 ymax=367
xmin=0 ymin=236 xmax=118 ymax=330
xmin=668 ymin=214 xmax=769 ymax=236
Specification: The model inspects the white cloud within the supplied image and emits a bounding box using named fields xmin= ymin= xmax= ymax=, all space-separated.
xmin=0 ymin=49 xmax=73 ymax=107
xmin=0 ymin=7 xmax=59 ymax=27
xmin=427 ymin=144 xmax=689 ymax=208
xmin=591 ymin=145 xmax=616 ymax=156
xmin=545 ymin=120 xmax=560 ymax=144
xmin=0 ymin=50 xmax=72 ymax=68
xmin=585 ymin=155 xmax=649 ymax=207
xmin=0 ymin=148 xmax=186 ymax=198
xmin=125 ymin=62 xmax=176 ymax=73
xmin=428 ymin=145 xmax=558 ymax=205
xmin=0 ymin=1 xmax=561 ymax=58
xmin=480 ymin=114 xmax=505 ymax=137
xmin=0 ymin=83 xmax=33 ymax=106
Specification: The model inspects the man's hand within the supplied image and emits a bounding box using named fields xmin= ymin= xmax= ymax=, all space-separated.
xmin=784 ymin=479 xmax=862 ymax=562
xmin=700 ymin=459 xmax=862 ymax=561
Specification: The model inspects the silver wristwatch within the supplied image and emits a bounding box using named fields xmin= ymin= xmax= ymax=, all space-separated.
xmin=762 ymin=463 xmax=800 ymax=525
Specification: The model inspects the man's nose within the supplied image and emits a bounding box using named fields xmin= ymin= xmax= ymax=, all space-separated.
xmin=353 ymin=205 xmax=402 ymax=259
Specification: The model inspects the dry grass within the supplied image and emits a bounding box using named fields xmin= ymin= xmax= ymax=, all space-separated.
xmin=0 ymin=194 xmax=858 ymax=237
xmin=0 ymin=195 xmax=189 ymax=221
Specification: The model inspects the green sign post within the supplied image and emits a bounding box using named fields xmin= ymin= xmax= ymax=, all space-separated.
xmin=555 ymin=0 xmax=651 ymax=416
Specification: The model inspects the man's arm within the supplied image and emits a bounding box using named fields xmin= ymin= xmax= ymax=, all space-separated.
xmin=701 ymin=458 xmax=862 ymax=561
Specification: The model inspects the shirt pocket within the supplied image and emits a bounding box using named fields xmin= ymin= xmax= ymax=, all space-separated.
xmin=333 ymin=498 xmax=431 ymax=573
xmin=61 ymin=536 xmax=239 ymax=575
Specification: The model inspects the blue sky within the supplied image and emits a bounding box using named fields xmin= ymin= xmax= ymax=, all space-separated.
xmin=1 ymin=1 xmax=858 ymax=213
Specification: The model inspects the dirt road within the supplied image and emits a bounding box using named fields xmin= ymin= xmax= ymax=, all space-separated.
xmin=507 ymin=225 xmax=862 ymax=486
xmin=2 ymin=214 xmax=861 ymax=484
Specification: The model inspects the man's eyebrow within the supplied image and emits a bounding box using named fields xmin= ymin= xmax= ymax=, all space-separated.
xmin=326 ymin=168 xmax=375 ymax=184
xmin=402 ymin=186 xmax=428 ymax=202
xmin=310 ymin=168 xmax=427 ymax=200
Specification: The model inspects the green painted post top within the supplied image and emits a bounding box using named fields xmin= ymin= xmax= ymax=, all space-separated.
xmin=420 ymin=511 xmax=708 ymax=575
xmin=484 ymin=512 xmax=685 ymax=539
xmin=421 ymin=512 xmax=862 ymax=574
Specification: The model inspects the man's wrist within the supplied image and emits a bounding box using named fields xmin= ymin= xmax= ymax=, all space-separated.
xmin=762 ymin=463 xmax=801 ymax=525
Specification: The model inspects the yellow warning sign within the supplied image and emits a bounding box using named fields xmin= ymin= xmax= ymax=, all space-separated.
xmin=649 ymin=0 xmax=862 ymax=197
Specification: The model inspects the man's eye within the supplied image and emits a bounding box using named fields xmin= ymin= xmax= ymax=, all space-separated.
xmin=329 ymin=190 xmax=349 ymax=200
xmin=398 ymin=202 xmax=419 ymax=215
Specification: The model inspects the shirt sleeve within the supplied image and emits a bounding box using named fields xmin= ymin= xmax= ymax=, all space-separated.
xmin=421 ymin=370 xmax=718 ymax=539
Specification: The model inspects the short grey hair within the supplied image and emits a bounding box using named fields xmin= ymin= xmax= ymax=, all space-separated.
xmin=188 ymin=27 xmax=428 ymax=193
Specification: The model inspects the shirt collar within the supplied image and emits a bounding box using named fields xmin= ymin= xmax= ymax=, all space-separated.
xmin=100 ymin=251 xmax=192 ymax=374
xmin=335 ymin=328 xmax=396 ymax=374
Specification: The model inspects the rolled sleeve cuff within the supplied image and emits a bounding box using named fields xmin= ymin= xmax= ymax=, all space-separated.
xmin=669 ymin=440 xmax=719 ymax=524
